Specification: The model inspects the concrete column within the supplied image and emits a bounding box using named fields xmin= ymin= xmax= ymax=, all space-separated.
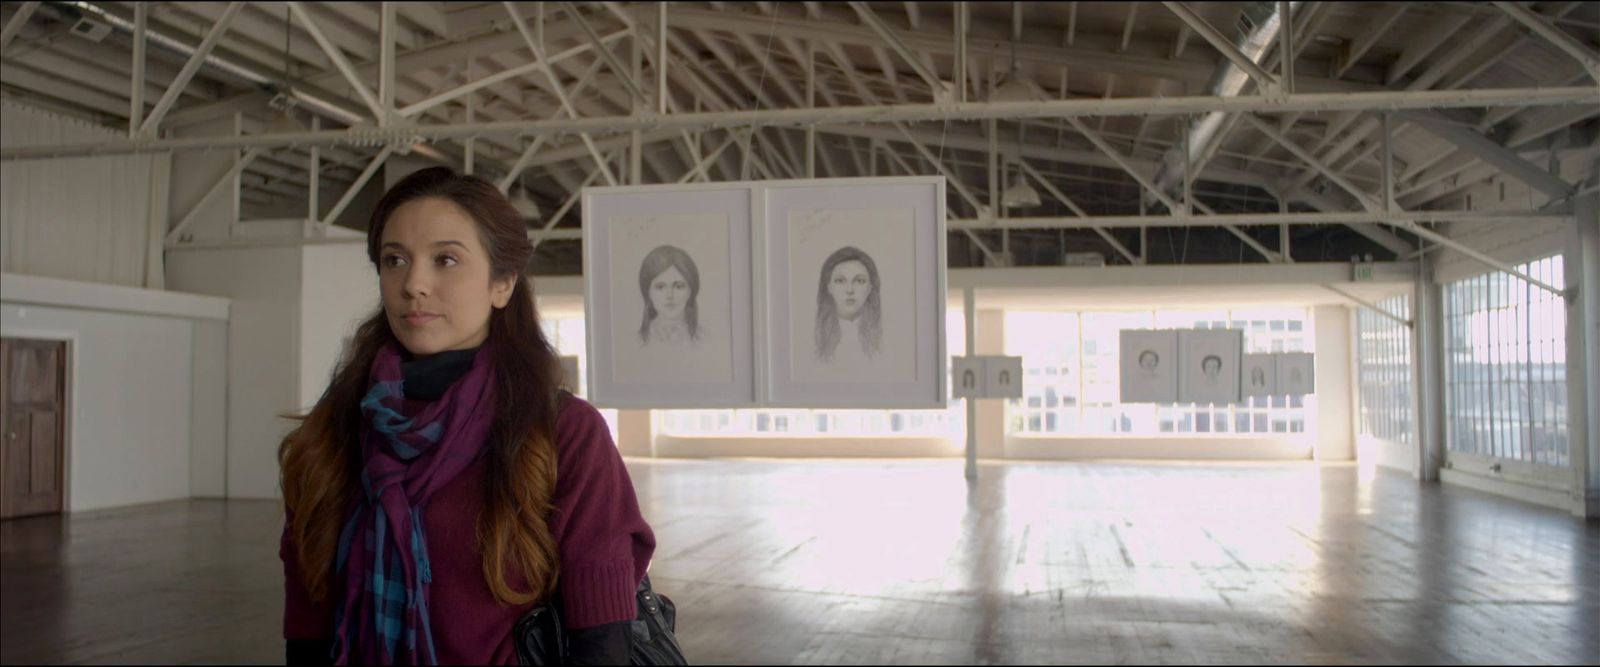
xmin=615 ymin=408 xmax=655 ymax=458
xmin=1413 ymin=253 xmax=1447 ymax=482
xmin=1313 ymin=305 xmax=1354 ymax=461
xmin=975 ymin=309 xmax=1006 ymax=460
xmin=1564 ymin=193 xmax=1600 ymax=518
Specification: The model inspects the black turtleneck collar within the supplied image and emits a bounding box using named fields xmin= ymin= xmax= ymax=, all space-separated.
xmin=401 ymin=347 xmax=481 ymax=401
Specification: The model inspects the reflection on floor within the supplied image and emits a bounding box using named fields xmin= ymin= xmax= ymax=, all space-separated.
xmin=2 ymin=459 xmax=1596 ymax=664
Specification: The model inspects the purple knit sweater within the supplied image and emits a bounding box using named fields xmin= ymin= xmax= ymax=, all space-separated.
xmin=281 ymin=397 xmax=655 ymax=665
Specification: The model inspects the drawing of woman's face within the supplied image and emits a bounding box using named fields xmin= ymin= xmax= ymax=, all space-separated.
xmin=649 ymin=265 xmax=690 ymax=321
xmin=1138 ymin=350 xmax=1159 ymax=371
xmin=828 ymin=259 xmax=873 ymax=320
xmin=1202 ymin=356 xmax=1222 ymax=377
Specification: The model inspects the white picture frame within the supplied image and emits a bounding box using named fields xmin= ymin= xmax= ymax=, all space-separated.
xmin=1276 ymin=352 xmax=1316 ymax=395
xmin=1178 ymin=329 xmax=1243 ymax=405
xmin=1119 ymin=329 xmax=1179 ymax=403
xmin=761 ymin=177 xmax=947 ymax=408
xmin=952 ymin=356 xmax=984 ymax=399
xmin=582 ymin=183 xmax=757 ymax=407
xmin=1240 ymin=353 xmax=1276 ymax=399
xmin=984 ymin=356 xmax=1024 ymax=399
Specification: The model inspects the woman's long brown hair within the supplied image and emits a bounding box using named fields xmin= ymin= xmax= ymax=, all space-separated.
xmin=279 ymin=166 xmax=564 ymax=607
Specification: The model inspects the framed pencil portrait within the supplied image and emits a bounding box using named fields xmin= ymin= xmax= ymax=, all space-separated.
xmin=582 ymin=183 xmax=757 ymax=407
xmin=759 ymin=177 xmax=947 ymax=408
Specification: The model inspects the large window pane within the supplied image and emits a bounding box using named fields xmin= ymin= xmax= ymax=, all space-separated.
xmin=1006 ymin=307 xmax=1312 ymax=436
xmin=1443 ymin=255 xmax=1568 ymax=466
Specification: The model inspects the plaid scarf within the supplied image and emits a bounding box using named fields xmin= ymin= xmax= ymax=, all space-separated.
xmin=331 ymin=343 xmax=497 ymax=665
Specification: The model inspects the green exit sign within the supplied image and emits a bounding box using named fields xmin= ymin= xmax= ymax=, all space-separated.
xmin=1353 ymin=264 xmax=1375 ymax=282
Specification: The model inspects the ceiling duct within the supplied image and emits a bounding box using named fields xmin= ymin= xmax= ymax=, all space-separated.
xmin=1148 ymin=2 xmax=1296 ymax=208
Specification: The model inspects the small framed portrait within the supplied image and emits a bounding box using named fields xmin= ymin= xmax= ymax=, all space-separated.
xmin=1178 ymin=329 xmax=1243 ymax=405
xmin=1276 ymin=352 xmax=1315 ymax=395
xmin=582 ymin=184 xmax=757 ymax=407
xmin=1119 ymin=329 xmax=1178 ymax=403
xmin=952 ymin=355 xmax=984 ymax=400
xmin=761 ymin=177 xmax=947 ymax=408
xmin=984 ymin=356 xmax=1023 ymax=400
xmin=1240 ymin=353 xmax=1276 ymax=399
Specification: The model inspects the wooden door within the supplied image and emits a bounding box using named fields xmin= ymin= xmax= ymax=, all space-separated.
xmin=1 ymin=338 xmax=66 ymax=519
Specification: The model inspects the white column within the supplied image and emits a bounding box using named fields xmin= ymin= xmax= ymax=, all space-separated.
xmin=1313 ymin=305 xmax=1354 ymax=461
xmin=616 ymin=409 xmax=656 ymax=458
xmin=1565 ymin=193 xmax=1600 ymax=517
xmin=1413 ymin=253 xmax=1447 ymax=482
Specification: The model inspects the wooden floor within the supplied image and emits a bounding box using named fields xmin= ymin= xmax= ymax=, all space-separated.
xmin=2 ymin=459 xmax=1596 ymax=665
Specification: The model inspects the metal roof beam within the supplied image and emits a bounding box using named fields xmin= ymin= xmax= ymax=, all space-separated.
xmin=1492 ymin=0 xmax=1600 ymax=81
xmin=1396 ymin=109 xmax=1575 ymax=201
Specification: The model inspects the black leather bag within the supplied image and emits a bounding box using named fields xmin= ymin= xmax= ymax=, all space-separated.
xmin=515 ymin=575 xmax=687 ymax=666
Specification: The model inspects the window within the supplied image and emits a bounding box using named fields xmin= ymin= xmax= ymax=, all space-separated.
xmin=1356 ymin=295 xmax=1414 ymax=444
xmin=1006 ymin=307 xmax=1313 ymax=436
xmin=540 ymin=316 xmax=620 ymax=444
xmin=1443 ymin=255 xmax=1568 ymax=466
xmin=660 ymin=311 xmax=967 ymax=437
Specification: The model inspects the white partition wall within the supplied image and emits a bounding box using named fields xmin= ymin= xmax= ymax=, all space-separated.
xmin=0 ymin=273 xmax=228 ymax=511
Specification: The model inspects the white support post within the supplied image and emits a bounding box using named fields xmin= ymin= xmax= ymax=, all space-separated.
xmin=806 ymin=39 xmax=816 ymax=177
xmin=1412 ymin=252 xmax=1445 ymax=482
xmin=167 ymin=147 xmax=263 ymax=245
xmin=308 ymin=116 xmax=320 ymax=224
xmin=288 ymin=2 xmax=387 ymax=123
xmin=1278 ymin=1 xmax=1294 ymax=94
xmin=1565 ymin=193 xmax=1600 ymax=516
xmin=964 ymin=286 xmax=978 ymax=482
xmin=657 ymin=3 xmax=668 ymax=115
xmin=140 ymin=2 xmax=244 ymax=136
xmin=955 ymin=2 xmax=967 ymax=104
xmin=379 ymin=2 xmax=396 ymax=117
xmin=130 ymin=3 xmax=146 ymax=136
xmin=319 ymin=146 xmax=395 ymax=235
xmin=464 ymin=57 xmax=475 ymax=175
xmin=1381 ymin=112 xmax=1394 ymax=212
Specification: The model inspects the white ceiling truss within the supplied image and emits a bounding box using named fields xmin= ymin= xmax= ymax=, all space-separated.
xmin=1 ymin=1 xmax=1597 ymax=271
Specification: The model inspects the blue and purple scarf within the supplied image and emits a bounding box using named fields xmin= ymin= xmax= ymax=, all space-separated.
xmin=331 ymin=343 xmax=497 ymax=665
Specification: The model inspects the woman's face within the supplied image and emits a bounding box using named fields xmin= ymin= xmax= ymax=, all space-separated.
xmin=1138 ymin=352 xmax=1158 ymax=370
xmin=649 ymin=265 xmax=690 ymax=321
xmin=1202 ymin=359 xmax=1222 ymax=377
xmin=828 ymin=259 xmax=872 ymax=320
xmin=379 ymin=197 xmax=514 ymax=357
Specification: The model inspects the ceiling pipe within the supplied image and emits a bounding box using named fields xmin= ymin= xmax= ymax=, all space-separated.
xmin=1149 ymin=2 xmax=1296 ymax=206
xmin=40 ymin=0 xmax=456 ymax=165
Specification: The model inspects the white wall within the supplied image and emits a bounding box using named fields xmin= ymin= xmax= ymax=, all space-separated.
xmin=0 ymin=273 xmax=228 ymax=512
xmin=0 ymin=101 xmax=169 ymax=288
xmin=167 ymin=247 xmax=301 ymax=499
xmin=1313 ymin=305 xmax=1354 ymax=461
xmin=298 ymin=236 xmax=380 ymax=410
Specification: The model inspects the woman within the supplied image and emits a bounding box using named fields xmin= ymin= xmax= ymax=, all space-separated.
xmin=637 ymin=245 xmax=701 ymax=347
xmin=813 ymin=246 xmax=882 ymax=363
xmin=279 ymin=167 xmax=654 ymax=665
